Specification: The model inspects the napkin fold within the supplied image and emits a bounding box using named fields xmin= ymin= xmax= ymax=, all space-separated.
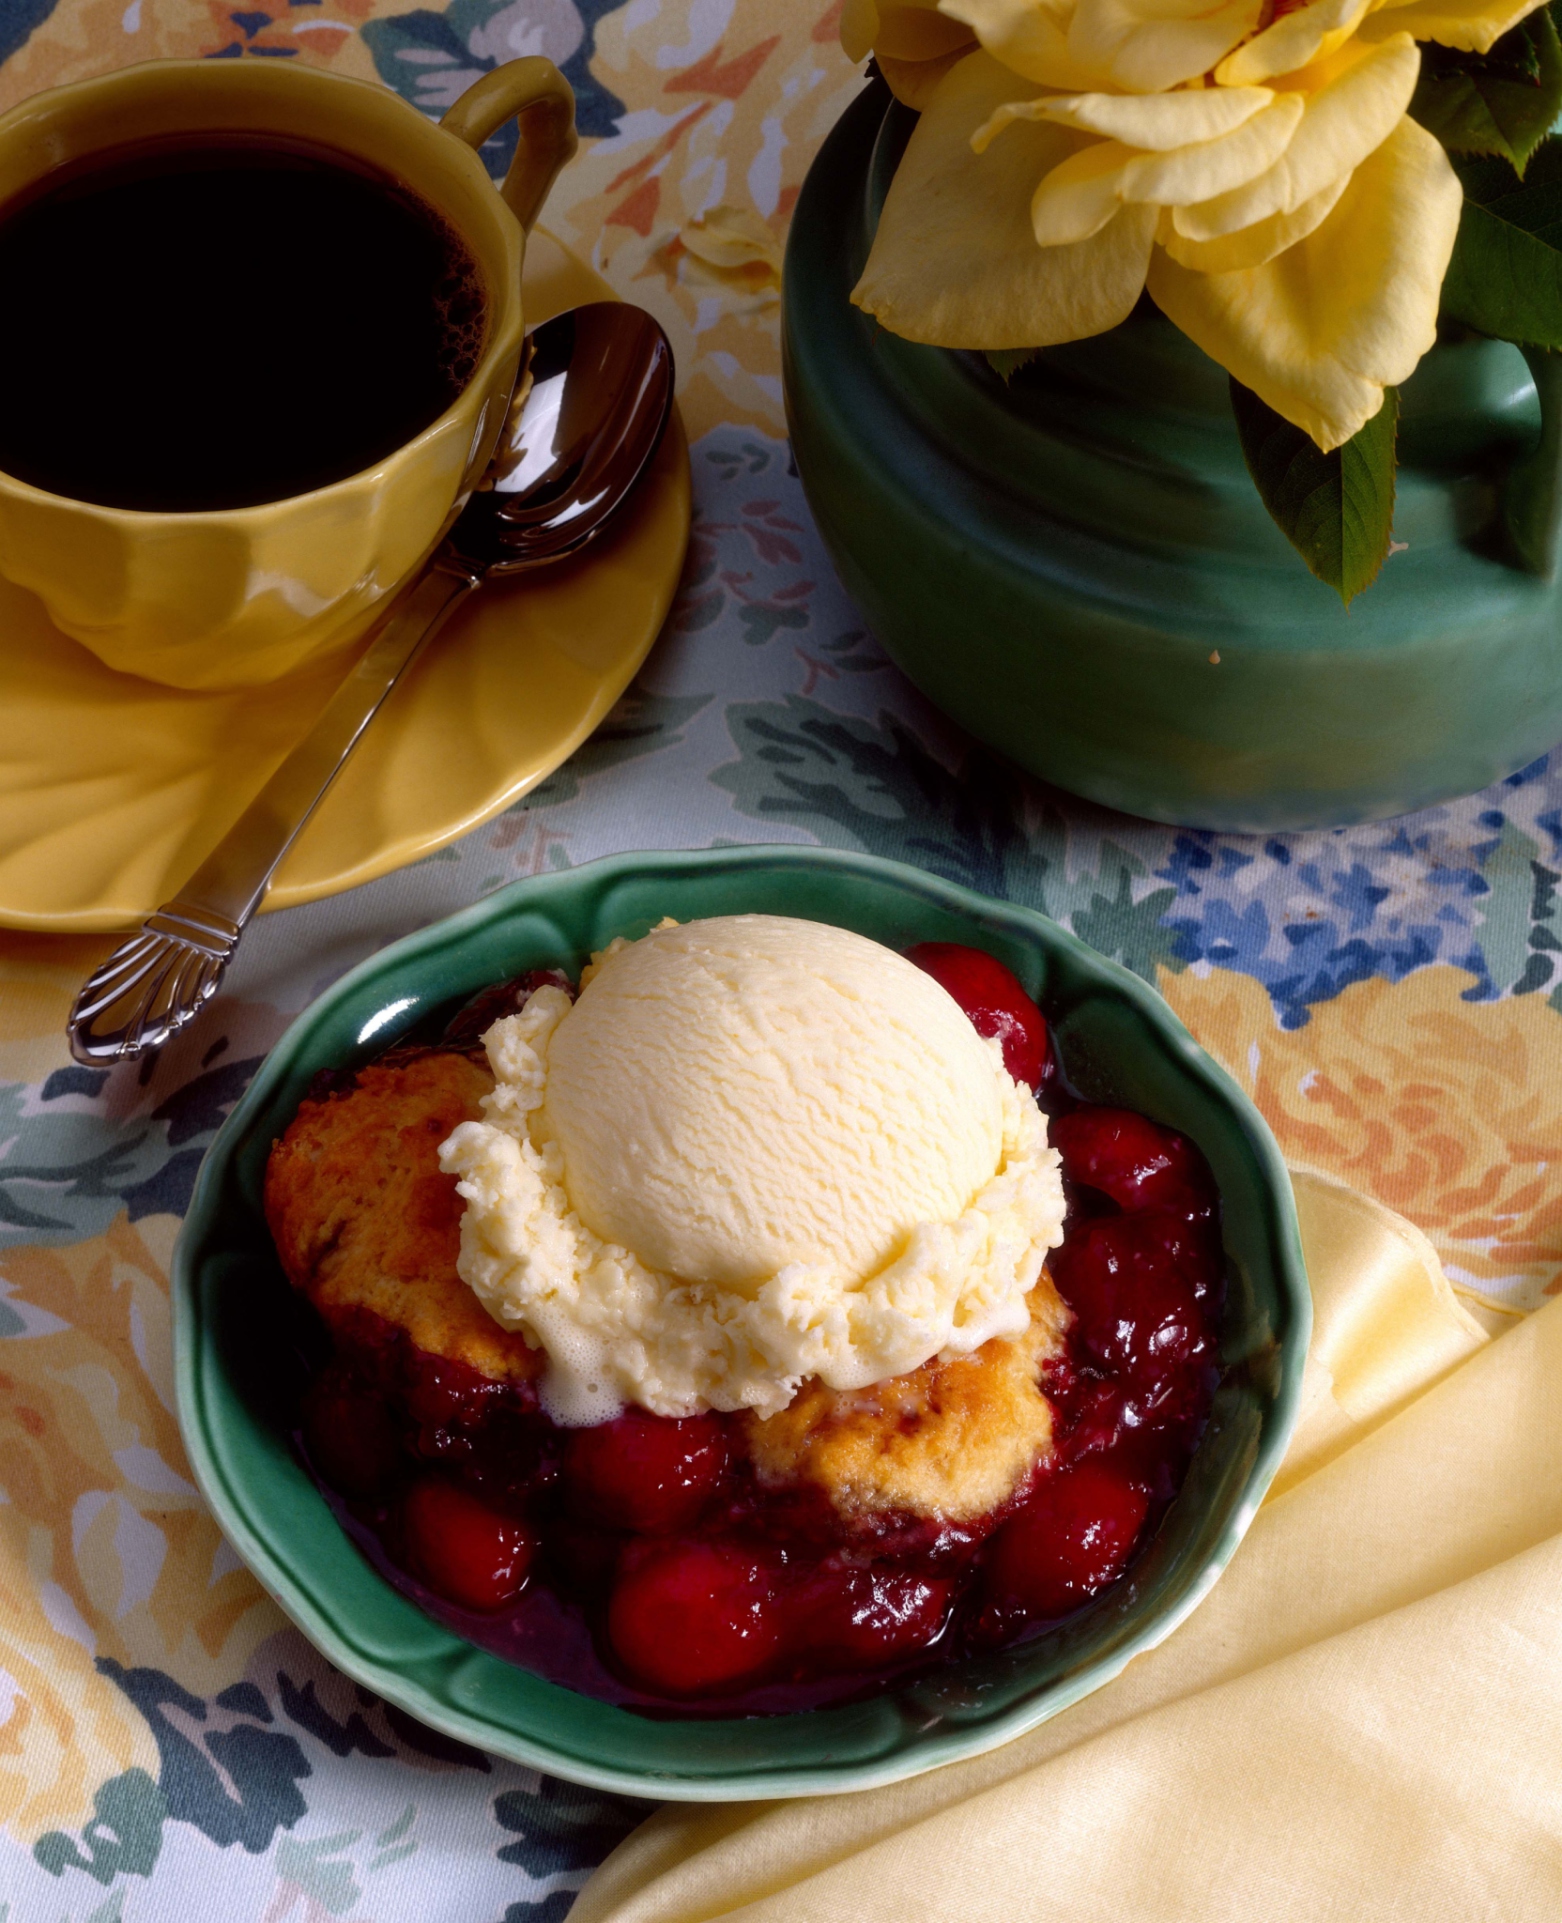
xmin=571 ymin=1167 xmax=1562 ymax=1923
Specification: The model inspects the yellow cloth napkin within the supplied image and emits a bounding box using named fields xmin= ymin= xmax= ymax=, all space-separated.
xmin=570 ymin=1167 xmax=1562 ymax=1923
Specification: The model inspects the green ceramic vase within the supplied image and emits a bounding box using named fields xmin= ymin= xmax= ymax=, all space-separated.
xmin=783 ymin=81 xmax=1562 ymax=831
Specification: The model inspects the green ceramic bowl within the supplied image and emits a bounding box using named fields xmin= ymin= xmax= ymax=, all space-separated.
xmin=174 ymin=846 xmax=1309 ymax=1799
xmin=784 ymin=82 xmax=1562 ymax=831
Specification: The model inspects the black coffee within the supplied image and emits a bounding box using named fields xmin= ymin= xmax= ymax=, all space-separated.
xmin=0 ymin=136 xmax=486 ymax=511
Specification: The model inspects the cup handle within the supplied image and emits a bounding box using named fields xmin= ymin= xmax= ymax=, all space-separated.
xmin=442 ymin=57 xmax=578 ymax=235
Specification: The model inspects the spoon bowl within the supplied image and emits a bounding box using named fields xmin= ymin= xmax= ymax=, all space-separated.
xmin=457 ymin=302 xmax=675 ymax=571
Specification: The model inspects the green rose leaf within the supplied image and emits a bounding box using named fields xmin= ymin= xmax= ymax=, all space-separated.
xmin=1440 ymin=138 xmax=1562 ymax=346
xmin=1411 ymin=5 xmax=1562 ymax=177
xmin=1229 ymin=382 xmax=1399 ymax=607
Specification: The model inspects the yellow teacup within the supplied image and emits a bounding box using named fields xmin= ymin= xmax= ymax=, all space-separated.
xmin=0 ymin=56 xmax=577 ymax=692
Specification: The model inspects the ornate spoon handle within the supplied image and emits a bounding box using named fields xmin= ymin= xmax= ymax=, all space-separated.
xmin=67 ymin=558 xmax=480 ymax=1066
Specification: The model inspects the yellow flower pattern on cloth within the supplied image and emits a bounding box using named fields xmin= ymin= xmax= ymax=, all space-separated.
xmin=847 ymin=0 xmax=1543 ymax=448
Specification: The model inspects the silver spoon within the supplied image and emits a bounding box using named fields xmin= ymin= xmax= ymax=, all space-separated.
xmin=67 ymin=302 xmax=675 ymax=1067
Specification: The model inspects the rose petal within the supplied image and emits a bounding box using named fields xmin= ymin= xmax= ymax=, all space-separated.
xmin=853 ymin=51 xmax=1157 ymax=347
xmin=1146 ymin=116 xmax=1461 ymax=449
xmin=842 ymin=0 xmax=978 ymax=100
xmin=1008 ymin=84 xmax=1276 ymax=149
xmin=1175 ymin=34 xmax=1418 ymax=239
xmin=1217 ymin=0 xmax=1373 ymax=85
xmin=1119 ymin=94 xmax=1304 ymax=203
xmin=1161 ymin=171 xmax=1349 ymax=271
xmin=882 ymin=46 xmax=981 ymax=105
xmin=1067 ymin=0 xmax=1267 ymax=92
xmin=942 ymin=0 xmax=1117 ymax=89
xmin=877 ymin=0 xmax=982 ymax=58
xmin=1028 ymin=139 xmax=1137 ymax=243
xmin=842 ymin=0 xmax=882 ymax=62
xmin=1018 ymin=95 xmax=1305 ymax=239
xmin=1359 ymin=0 xmax=1547 ymax=51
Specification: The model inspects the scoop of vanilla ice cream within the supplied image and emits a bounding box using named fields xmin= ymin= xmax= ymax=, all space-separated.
xmin=438 ymin=915 xmax=1066 ymax=1425
xmin=547 ymin=916 xmax=1012 ymax=1285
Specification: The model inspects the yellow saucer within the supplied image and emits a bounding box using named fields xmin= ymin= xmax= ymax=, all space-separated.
xmin=0 ymin=230 xmax=691 ymax=934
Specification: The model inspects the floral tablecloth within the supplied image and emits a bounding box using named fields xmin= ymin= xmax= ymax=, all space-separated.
xmin=3 ymin=2 xmax=1561 ymax=1917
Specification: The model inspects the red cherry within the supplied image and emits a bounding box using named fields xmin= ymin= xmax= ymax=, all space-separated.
xmin=1050 ymin=1374 xmax=1130 ymax=1463
xmin=607 ymin=1540 xmax=782 ymax=1695
xmin=562 ymin=1410 xmax=729 ymax=1535
xmin=1050 ymin=1213 xmax=1217 ymax=1412
xmin=402 ymin=1347 xmax=510 ymax=1435
xmin=1105 ymin=1419 xmax=1199 ymax=1492
xmin=904 ymin=942 xmax=1049 ymax=1087
xmin=401 ymin=1475 xmax=536 ymax=1612
xmin=984 ymin=1460 xmax=1150 ymax=1619
xmin=1051 ymin=1107 xmax=1214 ymax=1216
xmin=794 ymin=1565 xmax=953 ymax=1669
xmin=302 ymin=1366 xmax=402 ymax=1500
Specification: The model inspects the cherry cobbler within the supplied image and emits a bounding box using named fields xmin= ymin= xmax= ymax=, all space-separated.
xmin=264 ymin=937 xmax=1221 ymax=1711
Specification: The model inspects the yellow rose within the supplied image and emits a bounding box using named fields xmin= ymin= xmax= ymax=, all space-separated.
xmin=846 ymin=0 xmax=1542 ymax=449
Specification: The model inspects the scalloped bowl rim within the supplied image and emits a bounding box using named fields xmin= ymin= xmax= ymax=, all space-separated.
xmin=173 ymin=844 xmax=1310 ymax=1800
